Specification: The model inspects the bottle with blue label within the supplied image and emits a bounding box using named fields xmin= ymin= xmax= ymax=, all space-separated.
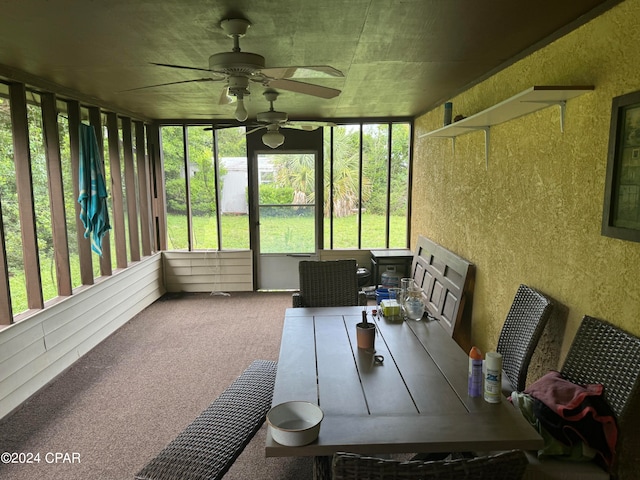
xmin=484 ymin=351 xmax=503 ymax=403
xmin=468 ymin=346 xmax=483 ymax=397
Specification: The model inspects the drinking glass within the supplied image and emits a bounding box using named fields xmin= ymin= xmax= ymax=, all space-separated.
xmin=399 ymin=277 xmax=412 ymax=319
xmin=405 ymin=285 xmax=426 ymax=320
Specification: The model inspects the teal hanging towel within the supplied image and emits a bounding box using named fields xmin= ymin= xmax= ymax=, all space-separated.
xmin=78 ymin=123 xmax=110 ymax=256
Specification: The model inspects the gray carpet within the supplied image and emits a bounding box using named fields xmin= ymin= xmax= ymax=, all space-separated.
xmin=0 ymin=291 xmax=312 ymax=480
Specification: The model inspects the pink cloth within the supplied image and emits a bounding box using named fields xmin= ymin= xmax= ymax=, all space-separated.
xmin=525 ymin=370 xmax=617 ymax=468
xmin=525 ymin=371 xmax=603 ymax=419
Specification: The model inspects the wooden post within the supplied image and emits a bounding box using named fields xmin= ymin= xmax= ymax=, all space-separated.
xmin=67 ymin=100 xmax=94 ymax=285
xmin=41 ymin=92 xmax=72 ymax=296
xmin=106 ymin=112 xmax=127 ymax=269
xmin=9 ymin=82 xmax=43 ymax=310
xmin=121 ymin=117 xmax=140 ymax=261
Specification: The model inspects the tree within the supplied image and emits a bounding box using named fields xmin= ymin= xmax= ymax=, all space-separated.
xmin=324 ymin=126 xmax=369 ymax=217
xmin=217 ymin=127 xmax=247 ymax=158
xmin=161 ymin=126 xmax=228 ymax=216
xmin=0 ymin=99 xmax=22 ymax=267
xmin=322 ymin=124 xmax=410 ymax=218
xmin=272 ymin=153 xmax=315 ymax=205
xmin=0 ymin=99 xmax=59 ymax=266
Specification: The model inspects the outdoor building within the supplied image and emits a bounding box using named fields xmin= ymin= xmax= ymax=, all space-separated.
xmin=220 ymin=157 xmax=250 ymax=215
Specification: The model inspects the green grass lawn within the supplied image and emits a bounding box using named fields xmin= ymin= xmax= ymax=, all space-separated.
xmin=9 ymin=213 xmax=407 ymax=315
xmin=166 ymin=213 xmax=407 ymax=251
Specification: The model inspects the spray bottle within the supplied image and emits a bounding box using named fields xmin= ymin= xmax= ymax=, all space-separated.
xmin=468 ymin=346 xmax=483 ymax=397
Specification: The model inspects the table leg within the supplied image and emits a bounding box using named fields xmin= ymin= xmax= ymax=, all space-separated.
xmin=313 ymin=455 xmax=332 ymax=480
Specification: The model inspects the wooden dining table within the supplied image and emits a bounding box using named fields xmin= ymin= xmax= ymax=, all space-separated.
xmin=265 ymin=306 xmax=543 ymax=478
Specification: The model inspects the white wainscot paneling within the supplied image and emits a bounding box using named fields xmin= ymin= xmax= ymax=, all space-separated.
xmin=163 ymin=250 xmax=253 ymax=293
xmin=0 ymin=254 xmax=164 ymax=420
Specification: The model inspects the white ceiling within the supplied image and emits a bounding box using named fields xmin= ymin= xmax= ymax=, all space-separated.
xmin=0 ymin=0 xmax=621 ymax=123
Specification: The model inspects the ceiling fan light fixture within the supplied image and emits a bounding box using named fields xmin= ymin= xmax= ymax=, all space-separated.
xmin=234 ymin=96 xmax=248 ymax=122
xmin=262 ymin=130 xmax=284 ymax=148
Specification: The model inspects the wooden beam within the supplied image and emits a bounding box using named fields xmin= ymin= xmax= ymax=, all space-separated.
xmin=121 ymin=117 xmax=140 ymax=261
xmin=9 ymin=82 xmax=43 ymax=310
xmin=88 ymin=106 xmax=112 ymax=276
xmin=106 ymin=112 xmax=127 ymax=269
xmin=67 ymin=100 xmax=94 ymax=285
xmin=41 ymin=92 xmax=72 ymax=296
xmin=134 ymin=120 xmax=152 ymax=256
xmin=148 ymin=124 xmax=167 ymax=251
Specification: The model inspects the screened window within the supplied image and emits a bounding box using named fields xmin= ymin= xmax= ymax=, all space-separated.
xmin=162 ymin=126 xmax=189 ymax=250
xmin=324 ymin=122 xmax=410 ymax=249
xmin=218 ymin=127 xmax=250 ymax=249
xmin=161 ymin=125 xmax=249 ymax=251
xmin=0 ymin=81 xmax=155 ymax=325
xmin=159 ymin=121 xmax=411 ymax=252
xmin=27 ymin=95 xmax=58 ymax=304
xmin=0 ymin=93 xmax=29 ymax=314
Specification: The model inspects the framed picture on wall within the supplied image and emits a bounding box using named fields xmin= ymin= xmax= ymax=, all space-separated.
xmin=602 ymin=90 xmax=640 ymax=242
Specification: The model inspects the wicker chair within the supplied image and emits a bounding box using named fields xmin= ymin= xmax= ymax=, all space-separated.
xmin=496 ymin=284 xmax=553 ymax=396
xmin=523 ymin=315 xmax=640 ymax=479
xmin=293 ymin=259 xmax=367 ymax=307
xmin=561 ymin=315 xmax=640 ymax=479
xmin=332 ymin=450 xmax=528 ymax=480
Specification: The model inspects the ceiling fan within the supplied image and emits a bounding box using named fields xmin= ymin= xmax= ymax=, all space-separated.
xmin=246 ymin=89 xmax=336 ymax=148
xmin=127 ymin=18 xmax=343 ymax=122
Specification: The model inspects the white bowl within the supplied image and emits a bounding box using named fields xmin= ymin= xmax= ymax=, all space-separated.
xmin=266 ymin=401 xmax=323 ymax=446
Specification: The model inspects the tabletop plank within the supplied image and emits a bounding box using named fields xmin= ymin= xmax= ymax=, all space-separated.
xmin=342 ymin=314 xmax=418 ymax=415
xmin=314 ymin=315 xmax=369 ymax=415
xmin=372 ymin=315 xmax=467 ymax=414
xmin=266 ymin=410 xmax=543 ymax=457
xmin=271 ymin=315 xmax=318 ymax=406
xmin=406 ymin=317 xmax=493 ymax=412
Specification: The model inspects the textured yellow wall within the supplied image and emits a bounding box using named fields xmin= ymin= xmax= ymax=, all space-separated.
xmin=413 ymin=0 xmax=640 ymax=372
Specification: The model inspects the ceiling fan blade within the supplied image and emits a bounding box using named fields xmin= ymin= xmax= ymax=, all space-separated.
xmin=282 ymin=124 xmax=319 ymax=131
xmin=218 ymin=86 xmax=235 ymax=105
xmin=285 ymin=121 xmax=337 ymax=131
xmin=245 ymin=126 xmax=266 ymax=135
xmin=266 ymin=79 xmax=341 ymax=99
xmin=118 ymin=78 xmax=220 ymax=92
xmin=202 ymin=122 xmax=243 ymax=131
xmin=260 ymin=65 xmax=344 ymax=79
xmin=150 ymin=62 xmax=222 ymax=75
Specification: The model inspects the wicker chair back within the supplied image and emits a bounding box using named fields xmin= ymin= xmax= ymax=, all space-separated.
xmin=561 ymin=315 xmax=640 ymax=418
xmin=331 ymin=450 xmax=528 ymax=480
xmin=496 ymin=284 xmax=554 ymax=392
xmin=294 ymin=259 xmax=365 ymax=307
xmin=558 ymin=315 xmax=640 ymax=479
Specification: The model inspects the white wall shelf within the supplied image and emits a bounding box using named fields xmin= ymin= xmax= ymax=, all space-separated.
xmin=419 ymin=85 xmax=595 ymax=166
